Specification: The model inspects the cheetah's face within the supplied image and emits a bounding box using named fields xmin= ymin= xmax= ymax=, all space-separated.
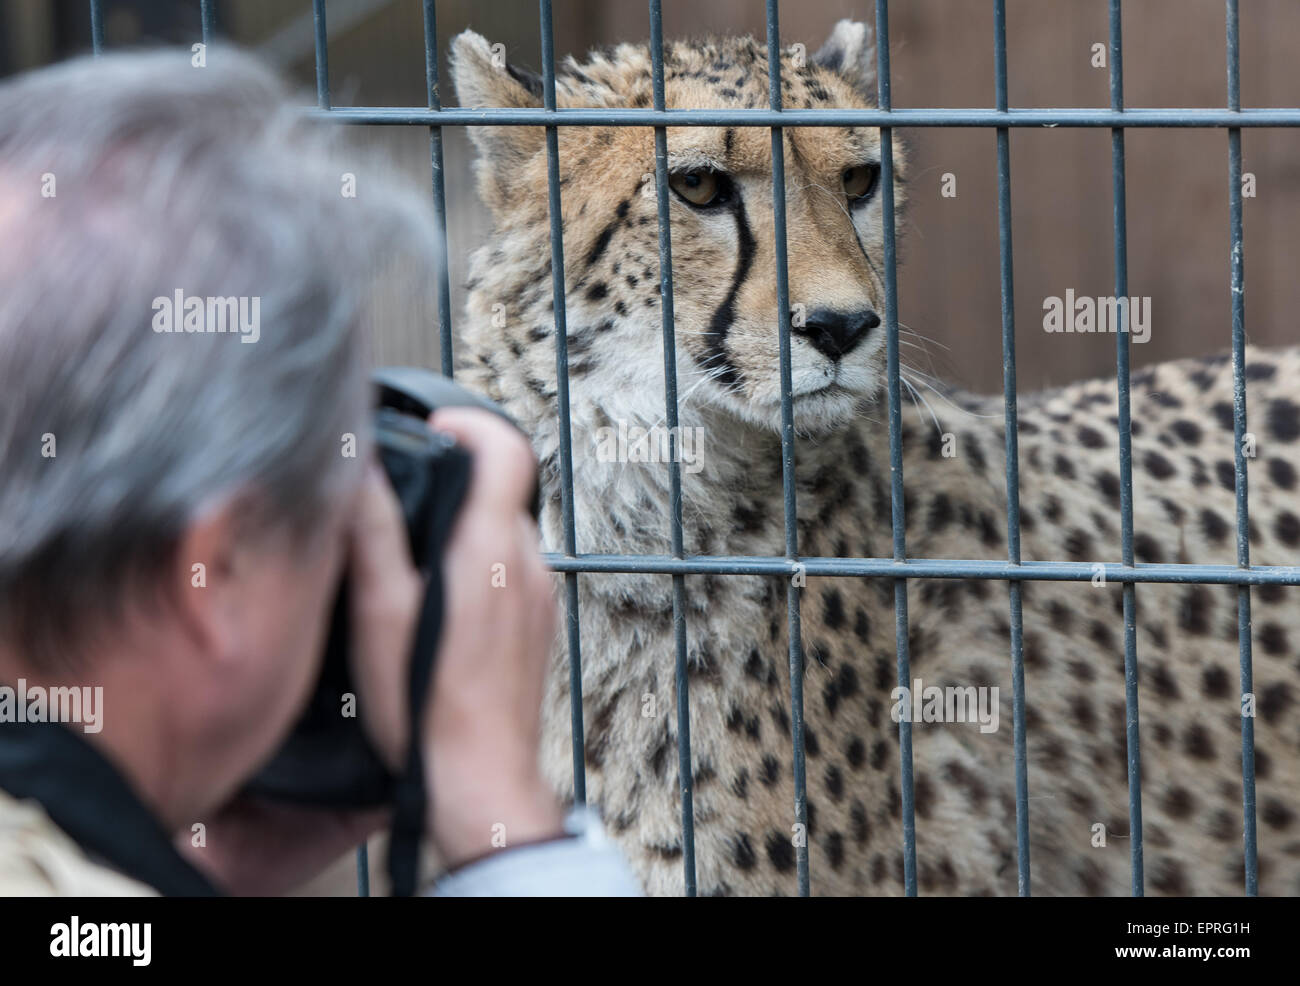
xmin=454 ymin=20 xmax=903 ymax=435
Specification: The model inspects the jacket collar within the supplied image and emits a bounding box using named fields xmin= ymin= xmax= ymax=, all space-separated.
xmin=0 ymin=720 xmax=220 ymax=896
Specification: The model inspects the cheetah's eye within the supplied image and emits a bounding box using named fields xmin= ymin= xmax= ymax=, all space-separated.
xmin=843 ymin=163 xmax=880 ymax=204
xmin=669 ymin=169 xmax=729 ymax=208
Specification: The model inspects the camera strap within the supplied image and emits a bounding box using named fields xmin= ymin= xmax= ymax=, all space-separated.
xmin=382 ymin=431 xmax=473 ymax=898
xmin=386 ymin=565 xmax=445 ymax=898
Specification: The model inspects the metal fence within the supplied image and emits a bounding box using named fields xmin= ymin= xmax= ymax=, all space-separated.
xmin=87 ymin=0 xmax=1299 ymax=896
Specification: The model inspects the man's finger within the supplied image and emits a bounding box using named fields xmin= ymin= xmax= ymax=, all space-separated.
xmin=428 ymin=407 xmax=537 ymax=516
xmin=349 ymin=461 xmax=414 ymax=583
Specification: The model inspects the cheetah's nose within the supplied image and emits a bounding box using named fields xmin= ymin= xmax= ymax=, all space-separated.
xmin=793 ymin=307 xmax=880 ymax=361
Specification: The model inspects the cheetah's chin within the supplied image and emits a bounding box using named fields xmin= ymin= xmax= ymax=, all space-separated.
xmin=742 ymin=383 xmax=867 ymax=435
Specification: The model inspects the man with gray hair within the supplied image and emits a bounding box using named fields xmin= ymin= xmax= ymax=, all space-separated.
xmin=0 ymin=49 xmax=637 ymax=896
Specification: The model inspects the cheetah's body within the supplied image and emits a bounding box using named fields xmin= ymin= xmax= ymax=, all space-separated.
xmin=451 ymin=23 xmax=1300 ymax=895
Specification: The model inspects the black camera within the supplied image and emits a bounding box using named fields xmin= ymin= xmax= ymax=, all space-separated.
xmin=245 ymin=367 xmax=525 ymax=808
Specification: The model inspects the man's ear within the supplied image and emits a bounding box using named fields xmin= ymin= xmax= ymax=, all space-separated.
xmin=170 ymin=497 xmax=254 ymax=665
xmin=451 ymin=30 xmax=546 ymax=209
xmin=811 ymin=19 xmax=877 ymax=97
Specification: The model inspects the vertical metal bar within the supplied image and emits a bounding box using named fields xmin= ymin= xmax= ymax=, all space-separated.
xmin=422 ymin=0 xmax=455 ymax=376
xmin=312 ymin=0 xmax=331 ymax=110
xmin=538 ymin=0 xmax=586 ymax=808
xmin=89 ymin=0 xmax=104 ymax=55
xmin=992 ymin=0 xmax=1031 ymax=898
xmin=1225 ymin=0 xmax=1258 ymax=897
xmin=316 ymin=0 xmax=363 ymax=902
xmin=874 ymin=0 xmax=918 ymax=897
xmin=764 ymin=0 xmax=810 ymax=898
xmin=314 ymin=0 xmax=354 ymax=895
xmin=649 ymin=0 xmax=697 ymax=896
xmin=1107 ymin=0 xmax=1144 ymax=897
xmin=200 ymin=0 xmax=215 ymax=46
xmin=355 ymin=844 xmax=369 ymax=896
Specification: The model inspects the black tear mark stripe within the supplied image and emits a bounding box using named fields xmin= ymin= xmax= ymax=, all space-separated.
xmin=585 ymin=225 xmax=616 ymax=267
xmin=584 ymin=197 xmax=633 ymax=268
xmin=846 ymin=211 xmax=885 ymax=291
xmin=787 ymin=133 xmax=808 ymax=171
xmin=701 ymin=195 xmax=755 ymax=388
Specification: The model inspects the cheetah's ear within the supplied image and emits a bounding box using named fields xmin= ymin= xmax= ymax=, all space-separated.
xmin=811 ymin=19 xmax=877 ymax=97
xmin=451 ymin=31 xmax=545 ymax=205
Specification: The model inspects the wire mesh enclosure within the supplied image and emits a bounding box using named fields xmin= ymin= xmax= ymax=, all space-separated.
xmin=86 ymin=0 xmax=1300 ymax=896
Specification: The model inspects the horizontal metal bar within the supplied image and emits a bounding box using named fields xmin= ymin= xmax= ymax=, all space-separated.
xmin=309 ymin=106 xmax=1300 ymax=128
xmin=542 ymin=554 xmax=1300 ymax=585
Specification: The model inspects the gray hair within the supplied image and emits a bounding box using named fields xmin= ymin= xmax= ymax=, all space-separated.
xmin=0 ymin=48 xmax=440 ymax=668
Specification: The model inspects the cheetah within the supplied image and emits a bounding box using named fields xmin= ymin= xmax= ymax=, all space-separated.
xmin=450 ymin=20 xmax=1300 ymax=895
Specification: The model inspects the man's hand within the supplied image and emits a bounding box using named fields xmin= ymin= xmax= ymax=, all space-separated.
xmin=348 ymin=407 xmax=562 ymax=869
xmin=183 ymin=408 xmax=560 ymax=892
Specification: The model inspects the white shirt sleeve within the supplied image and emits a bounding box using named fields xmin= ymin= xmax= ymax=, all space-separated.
xmin=424 ymin=807 xmax=643 ymax=897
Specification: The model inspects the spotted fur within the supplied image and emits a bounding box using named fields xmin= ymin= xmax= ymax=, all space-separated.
xmin=452 ymin=21 xmax=1300 ymax=895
